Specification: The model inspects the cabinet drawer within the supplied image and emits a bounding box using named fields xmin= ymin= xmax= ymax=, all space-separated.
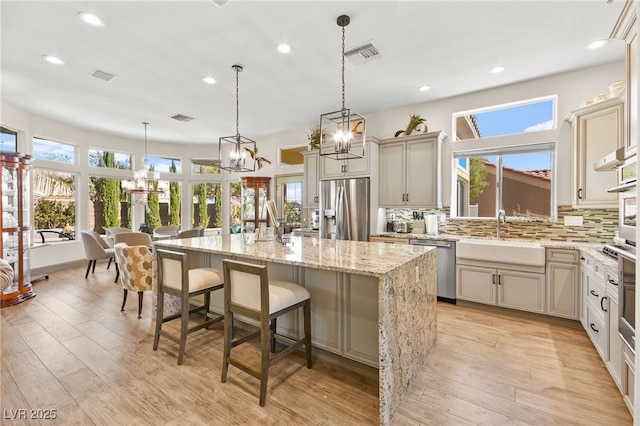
xmin=585 ymin=305 xmax=608 ymax=360
xmin=585 ymin=275 xmax=606 ymax=317
xmin=547 ymin=249 xmax=579 ymax=263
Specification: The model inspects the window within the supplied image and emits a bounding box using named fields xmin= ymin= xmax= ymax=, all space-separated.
xmin=33 ymin=169 xmax=77 ymax=243
xmin=454 ymin=146 xmax=554 ymax=219
xmin=229 ymin=181 xmax=242 ymax=233
xmin=147 ymin=156 xmax=181 ymax=173
xmin=452 ymin=96 xmax=556 ymax=220
xmin=191 ymin=159 xmax=221 ymax=174
xmin=33 ymin=137 xmax=76 ymax=163
xmin=88 ymin=176 xmax=130 ymax=233
xmin=1 ymin=127 xmax=17 ymax=152
xmin=454 ymin=96 xmax=556 ymax=141
xmin=190 ymin=182 xmax=221 ymax=230
xmin=279 ymin=145 xmax=307 ymax=166
xmin=89 ymin=148 xmax=131 ymax=170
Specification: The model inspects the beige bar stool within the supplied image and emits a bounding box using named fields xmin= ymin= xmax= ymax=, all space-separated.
xmin=221 ymin=259 xmax=312 ymax=406
xmin=154 ymin=248 xmax=224 ymax=365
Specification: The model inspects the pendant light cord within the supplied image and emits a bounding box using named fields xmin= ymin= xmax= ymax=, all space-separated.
xmin=235 ymin=66 xmax=240 ymax=138
xmin=341 ymin=24 xmax=346 ymax=112
xmin=142 ymin=121 xmax=149 ymax=169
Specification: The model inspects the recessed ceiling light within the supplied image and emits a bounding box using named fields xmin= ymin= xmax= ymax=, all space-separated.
xmin=202 ymin=76 xmax=217 ymax=85
xmin=418 ymin=85 xmax=431 ymax=92
xmin=277 ymin=43 xmax=291 ymax=54
xmin=42 ymin=55 xmax=65 ymax=65
xmin=78 ymin=12 xmax=105 ymax=27
xmin=490 ymin=65 xmax=506 ymax=74
xmin=588 ymin=40 xmax=607 ymax=49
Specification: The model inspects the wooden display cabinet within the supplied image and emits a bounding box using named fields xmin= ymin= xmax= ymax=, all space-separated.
xmin=1 ymin=153 xmax=34 ymax=307
xmin=241 ymin=176 xmax=271 ymax=231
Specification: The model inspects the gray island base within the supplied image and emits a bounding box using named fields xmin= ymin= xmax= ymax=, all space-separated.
xmin=154 ymin=235 xmax=437 ymax=425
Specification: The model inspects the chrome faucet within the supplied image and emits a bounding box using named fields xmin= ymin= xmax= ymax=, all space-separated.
xmin=497 ymin=209 xmax=506 ymax=238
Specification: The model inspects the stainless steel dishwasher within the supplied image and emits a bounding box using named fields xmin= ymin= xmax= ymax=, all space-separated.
xmin=410 ymin=239 xmax=456 ymax=303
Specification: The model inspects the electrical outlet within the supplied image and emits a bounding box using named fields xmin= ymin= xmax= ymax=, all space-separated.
xmin=390 ymin=213 xmax=395 ymax=221
xmin=564 ymin=216 xmax=583 ymax=226
xmin=415 ymin=266 xmax=420 ymax=282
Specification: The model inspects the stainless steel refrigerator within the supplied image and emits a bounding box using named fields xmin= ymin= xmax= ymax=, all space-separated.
xmin=320 ymin=177 xmax=370 ymax=241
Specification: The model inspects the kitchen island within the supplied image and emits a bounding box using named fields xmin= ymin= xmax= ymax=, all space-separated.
xmin=154 ymin=234 xmax=437 ymax=426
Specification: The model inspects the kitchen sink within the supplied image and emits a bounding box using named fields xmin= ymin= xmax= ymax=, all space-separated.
xmin=456 ymin=238 xmax=545 ymax=266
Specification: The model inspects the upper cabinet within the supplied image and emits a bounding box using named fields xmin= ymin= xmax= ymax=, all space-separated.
xmin=567 ymin=97 xmax=623 ymax=208
xmin=378 ymin=131 xmax=446 ymax=208
xmin=302 ymin=150 xmax=319 ymax=208
xmin=611 ymin=0 xmax=638 ymax=155
xmin=320 ymin=142 xmax=372 ymax=179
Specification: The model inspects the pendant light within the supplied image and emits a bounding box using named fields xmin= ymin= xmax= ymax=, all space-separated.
xmin=218 ymin=64 xmax=257 ymax=172
xmin=319 ymin=15 xmax=366 ymax=160
xmin=122 ymin=122 xmax=163 ymax=196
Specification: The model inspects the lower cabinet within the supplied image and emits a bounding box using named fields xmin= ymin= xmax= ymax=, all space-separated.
xmin=623 ymin=342 xmax=636 ymax=414
xmin=304 ymin=267 xmax=379 ymax=367
xmin=457 ymin=263 xmax=545 ymax=314
xmin=546 ymin=249 xmax=580 ymax=319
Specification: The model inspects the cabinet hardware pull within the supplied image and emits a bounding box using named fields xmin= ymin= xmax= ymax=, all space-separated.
xmin=601 ymin=296 xmax=607 ymax=312
xmin=498 ymin=275 xmax=502 ymax=285
xmin=492 ymin=274 xmax=496 ymax=284
xmin=578 ymin=188 xmax=583 ymax=199
xmin=590 ymin=323 xmax=599 ymax=333
xmin=589 ymin=289 xmax=598 ymax=297
xmin=406 ymin=193 xmax=409 ymax=202
xmin=580 ymin=257 xmax=585 ymax=260
xmin=609 ymin=279 xmax=618 ymax=286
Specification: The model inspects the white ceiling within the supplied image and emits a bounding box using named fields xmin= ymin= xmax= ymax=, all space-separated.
xmin=0 ymin=0 xmax=627 ymax=145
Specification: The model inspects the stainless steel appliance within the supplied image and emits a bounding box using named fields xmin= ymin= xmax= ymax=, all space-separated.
xmin=311 ymin=210 xmax=320 ymax=230
xmin=605 ymin=245 xmax=637 ymax=353
xmin=410 ymin=239 xmax=456 ymax=303
xmin=619 ymin=189 xmax=637 ymax=242
xmin=320 ymin=177 xmax=369 ymax=241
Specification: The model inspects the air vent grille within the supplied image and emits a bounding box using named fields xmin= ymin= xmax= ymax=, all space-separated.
xmin=90 ymin=68 xmax=117 ymax=82
xmin=211 ymin=0 xmax=229 ymax=7
xmin=171 ymin=114 xmax=195 ymax=122
xmin=344 ymin=42 xmax=381 ymax=65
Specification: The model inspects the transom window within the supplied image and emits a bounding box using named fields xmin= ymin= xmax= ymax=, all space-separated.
xmin=33 ymin=137 xmax=75 ymax=164
xmin=1 ymin=127 xmax=17 ymax=152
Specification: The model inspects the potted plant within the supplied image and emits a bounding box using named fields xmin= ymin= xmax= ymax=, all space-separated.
xmin=307 ymin=125 xmax=320 ymax=150
xmin=395 ymin=114 xmax=428 ymax=137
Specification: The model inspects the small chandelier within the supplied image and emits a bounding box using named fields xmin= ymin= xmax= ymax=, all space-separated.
xmin=122 ymin=122 xmax=164 ymax=196
xmin=319 ymin=15 xmax=366 ymax=160
xmin=218 ymin=64 xmax=257 ymax=172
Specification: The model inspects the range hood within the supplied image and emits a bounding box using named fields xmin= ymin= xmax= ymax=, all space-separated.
xmin=594 ymin=147 xmax=626 ymax=171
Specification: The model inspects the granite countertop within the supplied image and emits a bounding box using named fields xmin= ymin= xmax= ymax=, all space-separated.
xmin=154 ymin=234 xmax=434 ymax=278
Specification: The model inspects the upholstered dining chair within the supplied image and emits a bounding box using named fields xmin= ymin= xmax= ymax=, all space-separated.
xmin=114 ymin=243 xmax=153 ymax=318
xmin=154 ymin=248 xmax=224 ymax=365
xmin=0 ymin=258 xmax=14 ymax=293
xmin=114 ymin=231 xmax=153 ymax=247
xmin=221 ymin=259 xmax=312 ymax=406
xmin=192 ymin=226 xmax=205 ymax=236
xmin=80 ymin=230 xmax=119 ymax=281
xmin=105 ymin=227 xmax=132 ymax=237
xmin=175 ymin=228 xmax=201 ymax=239
xmin=153 ymin=225 xmax=179 ymax=239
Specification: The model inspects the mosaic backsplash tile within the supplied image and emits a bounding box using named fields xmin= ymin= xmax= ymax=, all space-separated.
xmin=385 ymin=205 xmax=618 ymax=243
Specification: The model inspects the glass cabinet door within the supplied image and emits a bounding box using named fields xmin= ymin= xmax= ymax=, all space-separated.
xmin=1 ymin=153 xmax=34 ymax=307
xmin=241 ymin=176 xmax=271 ymax=232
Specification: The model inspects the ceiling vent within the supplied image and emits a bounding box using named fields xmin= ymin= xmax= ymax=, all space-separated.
xmin=90 ymin=68 xmax=117 ymax=82
xmin=171 ymin=114 xmax=195 ymax=122
xmin=210 ymin=0 xmax=229 ymax=7
xmin=344 ymin=42 xmax=381 ymax=65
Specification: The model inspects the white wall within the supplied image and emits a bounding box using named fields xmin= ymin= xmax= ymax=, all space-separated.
xmin=2 ymin=61 xmax=624 ymax=271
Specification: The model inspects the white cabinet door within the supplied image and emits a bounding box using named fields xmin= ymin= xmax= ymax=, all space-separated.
xmin=378 ymin=142 xmax=405 ymax=206
xmin=320 ymin=144 xmax=370 ymax=179
xmin=302 ymin=151 xmax=319 ymax=208
xmin=456 ymin=264 xmax=495 ymax=304
xmin=304 ymin=268 xmax=341 ymax=353
xmin=546 ymin=262 xmax=579 ymax=319
xmin=343 ymin=274 xmax=379 ymax=367
xmin=498 ymin=269 xmax=545 ymax=313
xmin=570 ymin=100 xmax=622 ymax=208
xmin=607 ymin=294 xmax=622 ymax=390
xmin=405 ymin=138 xmax=437 ymax=207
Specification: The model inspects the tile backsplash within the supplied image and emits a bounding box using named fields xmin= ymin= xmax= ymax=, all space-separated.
xmin=385 ymin=205 xmax=618 ymax=243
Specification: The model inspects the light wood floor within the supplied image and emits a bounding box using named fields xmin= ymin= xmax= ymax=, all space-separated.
xmin=1 ymin=264 xmax=632 ymax=425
